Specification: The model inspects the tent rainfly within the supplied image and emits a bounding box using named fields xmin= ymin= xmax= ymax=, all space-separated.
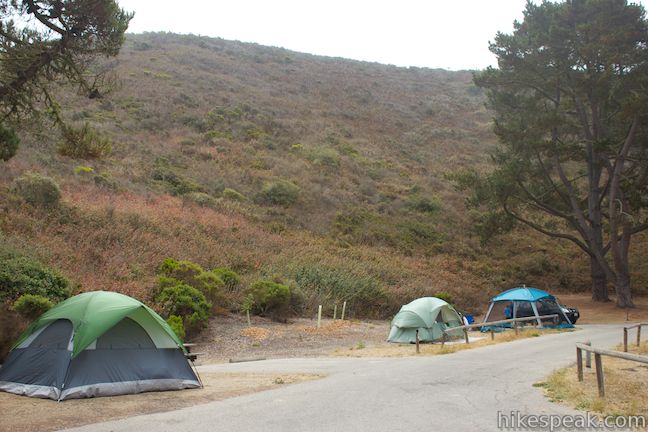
xmin=387 ymin=297 xmax=463 ymax=343
xmin=482 ymin=287 xmax=573 ymax=328
xmin=0 ymin=291 xmax=200 ymax=400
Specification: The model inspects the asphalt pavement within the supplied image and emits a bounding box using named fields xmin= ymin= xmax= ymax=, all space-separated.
xmin=61 ymin=325 xmax=625 ymax=432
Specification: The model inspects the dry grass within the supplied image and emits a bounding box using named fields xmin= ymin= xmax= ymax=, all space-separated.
xmin=0 ymin=372 xmax=320 ymax=432
xmin=540 ymin=341 xmax=648 ymax=417
xmin=301 ymin=320 xmax=353 ymax=335
xmin=331 ymin=327 xmax=573 ymax=357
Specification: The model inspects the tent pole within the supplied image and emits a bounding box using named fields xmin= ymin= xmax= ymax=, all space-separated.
xmin=483 ymin=302 xmax=495 ymax=324
xmin=531 ymin=302 xmax=543 ymax=328
xmin=190 ymin=359 xmax=204 ymax=388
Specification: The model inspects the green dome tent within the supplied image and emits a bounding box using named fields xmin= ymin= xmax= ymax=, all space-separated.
xmin=387 ymin=297 xmax=463 ymax=343
xmin=0 ymin=291 xmax=200 ymax=400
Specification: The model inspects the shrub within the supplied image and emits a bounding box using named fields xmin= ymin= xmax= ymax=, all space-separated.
xmin=293 ymin=265 xmax=389 ymax=317
xmin=222 ymin=188 xmax=246 ymax=202
xmin=0 ymin=255 xmax=71 ymax=302
xmin=155 ymin=282 xmax=211 ymax=333
xmin=408 ymin=196 xmax=441 ymax=213
xmin=259 ymin=180 xmax=300 ymax=206
xmin=247 ymin=280 xmax=291 ymax=320
xmin=151 ymin=166 xmax=203 ymax=195
xmin=58 ymin=122 xmax=112 ymax=159
xmin=309 ymin=147 xmax=340 ymax=168
xmin=186 ymin=192 xmax=217 ymax=208
xmin=13 ymin=294 xmax=53 ymax=320
xmin=0 ymin=124 xmax=19 ymax=161
xmin=159 ymin=258 xmax=204 ymax=284
xmin=74 ymin=166 xmax=94 ymax=175
xmin=158 ymin=258 xmax=224 ymax=306
xmin=212 ymin=267 xmax=240 ymax=290
xmin=166 ymin=315 xmax=185 ymax=341
xmin=435 ymin=291 xmax=453 ymax=305
xmin=13 ymin=173 xmax=61 ymax=208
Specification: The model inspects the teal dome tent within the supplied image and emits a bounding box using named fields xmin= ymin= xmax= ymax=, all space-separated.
xmin=482 ymin=287 xmax=573 ymax=329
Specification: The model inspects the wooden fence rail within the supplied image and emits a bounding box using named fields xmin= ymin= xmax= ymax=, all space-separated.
xmin=623 ymin=322 xmax=648 ymax=352
xmin=441 ymin=314 xmax=559 ymax=346
xmin=575 ymin=342 xmax=648 ymax=398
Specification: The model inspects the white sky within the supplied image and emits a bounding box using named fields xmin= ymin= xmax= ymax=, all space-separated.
xmin=118 ymin=0 xmax=648 ymax=71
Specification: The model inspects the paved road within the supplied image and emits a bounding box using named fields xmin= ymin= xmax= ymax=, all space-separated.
xmin=62 ymin=325 xmax=624 ymax=432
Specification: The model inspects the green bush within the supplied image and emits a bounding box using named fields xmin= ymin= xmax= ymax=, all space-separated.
xmin=293 ymin=265 xmax=389 ymax=316
xmin=0 ymin=124 xmax=19 ymax=161
xmin=212 ymin=267 xmax=240 ymax=290
xmin=159 ymin=258 xmax=204 ymax=285
xmin=151 ymin=166 xmax=203 ymax=195
xmin=435 ymin=291 xmax=453 ymax=305
xmin=13 ymin=173 xmax=61 ymax=208
xmin=186 ymin=192 xmax=217 ymax=207
xmin=0 ymin=255 xmax=71 ymax=302
xmin=58 ymin=122 xmax=112 ymax=159
xmin=222 ymin=188 xmax=246 ymax=202
xmin=309 ymin=147 xmax=340 ymax=168
xmin=166 ymin=315 xmax=185 ymax=341
xmin=408 ymin=196 xmax=441 ymax=213
xmin=13 ymin=294 xmax=53 ymax=320
xmin=247 ymin=280 xmax=291 ymax=320
xmin=158 ymin=258 xmax=223 ymax=306
xmin=259 ymin=180 xmax=300 ymax=206
xmin=155 ymin=283 xmax=211 ymax=332
xmin=74 ymin=165 xmax=95 ymax=175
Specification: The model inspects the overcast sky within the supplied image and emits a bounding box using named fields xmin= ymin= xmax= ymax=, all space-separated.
xmin=118 ymin=0 xmax=648 ymax=71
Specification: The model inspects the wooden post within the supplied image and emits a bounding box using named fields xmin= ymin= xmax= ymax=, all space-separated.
xmin=594 ymin=353 xmax=605 ymax=397
xmin=624 ymin=327 xmax=628 ymax=352
xmin=415 ymin=330 xmax=420 ymax=354
xmin=585 ymin=341 xmax=591 ymax=369
xmin=246 ymin=310 xmax=251 ymax=327
xmin=463 ymin=328 xmax=469 ymax=344
xmin=333 ymin=304 xmax=337 ymax=320
xmin=514 ymin=320 xmax=519 ymax=336
xmin=317 ymin=305 xmax=322 ymax=328
xmin=576 ymin=347 xmax=583 ymax=382
xmin=490 ymin=329 xmax=495 ymax=341
xmin=341 ymin=301 xmax=347 ymax=320
xmin=637 ymin=326 xmax=642 ymax=348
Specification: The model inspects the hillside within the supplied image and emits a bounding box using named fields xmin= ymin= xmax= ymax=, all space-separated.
xmin=2 ymin=32 xmax=645 ymax=333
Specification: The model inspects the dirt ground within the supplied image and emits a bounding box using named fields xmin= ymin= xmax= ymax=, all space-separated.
xmin=198 ymin=315 xmax=390 ymax=363
xmin=0 ymin=372 xmax=319 ymax=432
xmin=557 ymin=294 xmax=648 ymax=324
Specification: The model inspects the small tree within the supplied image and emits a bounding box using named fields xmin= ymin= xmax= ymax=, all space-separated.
xmin=247 ymin=280 xmax=291 ymax=321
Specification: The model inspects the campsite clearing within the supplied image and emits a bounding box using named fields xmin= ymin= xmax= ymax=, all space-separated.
xmin=0 ymin=372 xmax=320 ymax=432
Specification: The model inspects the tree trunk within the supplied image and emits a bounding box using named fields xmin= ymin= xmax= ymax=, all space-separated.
xmin=614 ymin=269 xmax=634 ymax=308
xmin=590 ymin=256 xmax=609 ymax=302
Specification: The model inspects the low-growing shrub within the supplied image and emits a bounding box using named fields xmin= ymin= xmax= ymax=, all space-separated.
xmin=155 ymin=282 xmax=211 ymax=333
xmin=222 ymin=188 xmax=246 ymax=202
xmin=435 ymin=291 xmax=453 ymax=305
xmin=151 ymin=166 xmax=203 ymax=195
xmin=58 ymin=122 xmax=112 ymax=159
xmin=74 ymin=165 xmax=95 ymax=175
xmin=0 ymin=124 xmax=19 ymax=161
xmin=185 ymin=192 xmax=217 ymax=208
xmin=247 ymin=279 xmax=291 ymax=321
xmin=13 ymin=173 xmax=61 ymax=208
xmin=13 ymin=294 xmax=53 ymax=320
xmin=212 ymin=267 xmax=240 ymax=291
xmin=408 ymin=196 xmax=441 ymax=213
xmin=0 ymin=255 xmax=71 ymax=302
xmin=158 ymin=258 xmax=224 ymax=307
xmin=259 ymin=180 xmax=300 ymax=206
xmin=166 ymin=315 xmax=185 ymax=341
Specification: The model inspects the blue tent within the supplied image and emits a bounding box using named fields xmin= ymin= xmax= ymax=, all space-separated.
xmin=483 ymin=287 xmax=573 ymax=329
